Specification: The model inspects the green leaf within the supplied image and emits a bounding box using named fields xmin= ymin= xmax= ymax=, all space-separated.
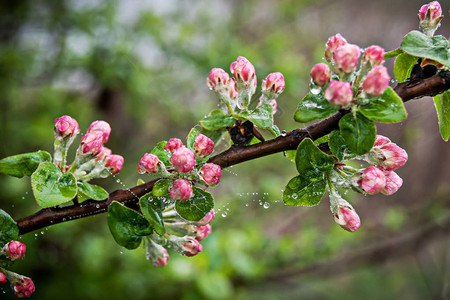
xmin=187 ymin=127 xmax=201 ymax=150
xmin=175 ymin=187 xmax=214 ymax=221
xmin=285 ymin=150 xmax=296 ymax=163
xmin=152 ymin=179 xmax=171 ymax=197
xmin=31 ymin=162 xmax=77 ymax=208
xmin=137 ymin=179 xmax=145 ymax=185
xmin=384 ymin=48 xmax=403 ymax=60
xmin=295 ymin=138 xmax=335 ymax=180
xmin=394 ymin=53 xmax=418 ymax=83
xmin=400 ymin=31 xmax=450 ymax=67
xmin=314 ymin=135 xmax=329 ymax=145
xmin=433 ymin=91 xmax=450 ymax=141
xmin=235 ymin=104 xmax=273 ymax=129
xmin=270 ymin=125 xmax=281 ymax=138
xmin=339 ymin=111 xmax=376 ymax=155
xmin=0 ymin=209 xmax=19 ymax=247
xmin=107 ymin=201 xmax=152 ymax=250
xmin=329 ymin=130 xmax=350 ymax=162
xmin=294 ymin=91 xmax=339 ymax=123
xmin=77 ymin=181 xmax=109 ymax=201
xmin=139 ymin=193 xmax=166 ymax=235
xmin=199 ymin=111 xmax=235 ymax=130
xmin=359 ymin=87 xmax=407 ymax=123
xmin=283 ymin=175 xmax=326 ymax=206
xmin=150 ymin=141 xmax=171 ymax=166
xmin=0 ymin=151 xmax=52 ymax=178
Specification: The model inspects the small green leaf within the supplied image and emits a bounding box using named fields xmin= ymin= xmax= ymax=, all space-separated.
xmin=339 ymin=111 xmax=376 ymax=155
xmin=0 ymin=209 xmax=19 ymax=247
xmin=329 ymin=130 xmax=350 ymax=161
xmin=150 ymin=141 xmax=171 ymax=166
xmin=152 ymin=179 xmax=171 ymax=197
xmin=433 ymin=91 xmax=450 ymax=141
xmin=314 ymin=135 xmax=329 ymax=145
xmin=235 ymin=104 xmax=273 ymax=129
xmin=137 ymin=179 xmax=145 ymax=185
xmin=285 ymin=150 xmax=296 ymax=163
xmin=77 ymin=181 xmax=109 ymax=201
xmin=359 ymin=87 xmax=407 ymax=123
xmin=175 ymin=187 xmax=214 ymax=221
xmin=295 ymin=138 xmax=335 ymax=180
xmin=384 ymin=48 xmax=403 ymax=60
xmin=107 ymin=201 xmax=152 ymax=250
xmin=31 ymin=162 xmax=77 ymax=208
xmin=139 ymin=193 xmax=166 ymax=235
xmin=283 ymin=175 xmax=326 ymax=206
xmin=187 ymin=127 xmax=201 ymax=150
xmin=294 ymin=91 xmax=339 ymax=123
xmin=199 ymin=111 xmax=235 ymax=130
xmin=400 ymin=31 xmax=450 ymax=67
xmin=394 ymin=53 xmax=418 ymax=83
xmin=0 ymin=151 xmax=52 ymax=178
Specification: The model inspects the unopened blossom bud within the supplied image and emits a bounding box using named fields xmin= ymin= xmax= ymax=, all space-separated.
xmin=229 ymin=78 xmax=239 ymax=100
xmin=54 ymin=115 xmax=79 ymax=141
xmin=419 ymin=1 xmax=443 ymax=36
xmin=137 ymin=153 xmax=161 ymax=174
xmin=180 ymin=236 xmax=203 ymax=257
xmin=2 ymin=241 xmax=26 ymax=261
xmin=0 ymin=272 xmax=7 ymax=285
xmin=334 ymin=44 xmax=361 ymax=74
xmin=193 ymin=134 xmax=214 ymax=158
xmin=199 ymin=163 xmax=222 ymax=186
xmin=262 ymin=72 xmax=285 ymax=99
xmin=170 ymin=179 xmax=193 ymax=201
xmin=269 ymin=99 xmax=277 ymax=115
xmin=105 ymin=154 xmax=124 ymax=175
xmin=195 ymin=224 xmax=212 ymax=241
xmin=334 ymin=205 xmax=361 ymax=232
xmin=356 ymin=166 xmax=386 ymax=195
xmin=80 ymin=131 xmax=104 ymax=156
xmin=164 ymin=138 xmax=183 ymax=153
xmin=374 ymin=134 xmax=391 ymax=147
xmin=230 ymin=56 xmax=257 ymax=108
xmin=13 ymin=276 xmax=35 ymax=298
xmin=194 ymin=209 xmax=216 ymax=226
xmin=87 ymin=120 xmax=111 ymax=144
xmin=310 ymin=63 xmax=331 ymax=86
xmin=363 ymin=45 xmax=385 ymax=66
xmin=325 ymin=33 xmax=348 ymax=62
xmin=376 ymin=143 xmax=408 ymax=171
xmin=206 ymin=68 xmax=230 ymax=91
xmin=381 ymin=171 xmax=403 ymax=195
xmin=95 ymin=147 xmax=112 ymax=162
xmin=363 ymin=65 xmax=390 ymax=96
xmin=146 ymin=239 xmax=170 ymax=267
xmin=171 ymin=147 xmax=195 ymax=173
xmin=324 ymin=80 xmax=353 ymax=107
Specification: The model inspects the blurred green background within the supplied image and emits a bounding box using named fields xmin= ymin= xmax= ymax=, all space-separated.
xmin=0 ymin=0 xmax=449 ymax=299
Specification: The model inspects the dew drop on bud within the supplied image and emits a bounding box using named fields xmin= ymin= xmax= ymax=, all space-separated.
xmin=311 ymin=87 xmax=321 ymax=95
xmin=221 ymin=212 xmax=228 ymax=218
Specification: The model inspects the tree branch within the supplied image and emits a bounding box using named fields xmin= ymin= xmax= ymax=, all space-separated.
xmin=15 ymin=71 xmax=450 ymax=235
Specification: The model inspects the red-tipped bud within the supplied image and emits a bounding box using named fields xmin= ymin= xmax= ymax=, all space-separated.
xmin=171 ymin=147 xmax=195 ymax=173
xmin=262 ymin=72 xmax=285 ymax=97
xmin=105 ymin=154 xmax=124 ymax=175
xmin=334 ymin=205 xmax=361 ymax=232
xmin=357 ymin=166 xmax=386 ymax=195
xmin=363 ymin=65 xmax=390 ymax=96
xmin=229 ymin=78 xmax=239 ymax=99
xmin=230 ymin=56 xmax=256 ymax=86
xmin=80 ymin=131 xmax=104 ymax=156
xmin=164 ymin=138 xmax=183 ymax=153
xmin=363 ymin=45 xmax=385 ymax=66
xmin=181 ymin=236 xmax=203 ymax=257
xmin=0 ymin=272 xmax=7 ymax=285
xmin=54 ymin=115 xmax=79 ymax=141
xmin=13 ymin=276 xmax=35 ymax=298
xmin=146 ymin=240 xmax=170 ymax=267
xmin=310 ymin=63 xmax=331 ymax=86
xmin=334 ymin=44 xmax=361 ymax=74
xmin=374 ymin=134 xmax=391 ymax=147
xmin=95 ymin=147 xmax=112 ymax=162
xmin=419 ymin=1 xmax=443 ymax=36
xmin=324 ymin=80 xmax=353 ymax=107
xmin=3 ymin=241 xmax=26 ymax=261
xmin=194 ymin=209 xmax=216 ymax=226
xmin=199 ymin=163 xmax=222 ymax=186
xmin=193 ymin=134 xmax=214 ymax=158
xmin=137 ymin=153 xmax=161 ymax=174
xmin=206 ymin=68 xmax=230 ymax=90
xmin=381 ymin=170 xmax=403 ymax=195
xmin=195 ymin=224 xmax=212 ymax=241
xmin=325 ymin=33 xmax=348 ymax=62
xmin=377 ymin=143 xmax=408 ymax=171
xmin=87 ymin=120 xmax=111 ymax=144
xmin=170 ymin=179 xmax=193 ymax=201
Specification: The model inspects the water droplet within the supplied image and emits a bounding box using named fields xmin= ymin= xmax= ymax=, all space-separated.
xmin=116 ymin=179 xmax=121 ymax=183
xmin=217 ymin=208 xmax=221 ymax=211
xmin=263 ymin=202 xmax=270 ymax=209
xmin=221 ymin=212 xmax=227 ymax=218
xmin=311 ymin=87 xmax=321 ymax=95
xmin=119 ymin=251 xmax=123 ymax=254
xmin=226 ymin=208 xmax=229 ymax=211
xmin=245 ymin=204 xmax=249 ymax=207
xmin=62 ymin=218 xmax=66 ymax=222
xmin=291 ymin=193 xmax=298 ymax=199
xmin=40 ymin=231 xmax=44 ymax=235
xmin=95 ymin=204 xmax=100 ymax=209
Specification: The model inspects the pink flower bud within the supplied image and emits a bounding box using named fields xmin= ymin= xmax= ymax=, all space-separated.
xmin=170 ymin=147 xmax=195 ymax=173
xmin=13 ymin=276 xmax=35 ymax=298
xmin=3 ymin=241 xmax=26 ymax=261
xmin=54 ymin=115 xmax=79 ymax=141
xmin=357 ymin=166 xmax=386 ymax=195
xmin=80 ymin=131 xmax=104 ymax=156
xmin=325 ymin=33 xmax=348 ymax=62
xmin=269 ymin=99 xmax=277 ymax=115
xmin=374 ymin=134 xmax=391 ymax=147
xmin=334 ymin=205 xmax=361 ymax=232
xmin=199 ymin=163 xmax=222 ymax=186
xmin=170 ymin=179 xmax=193 ymax=201
xmin=230 ymin=56 xmax=256 ymax=86
xmin=377 ymin=143 xmax=408 ymax=171
xmin=419 ymin=1 xmax=443 ymax=36
xmin=363 ymin=65 xmax=390 ymax=96
xmin=363 ymin=45 xmax=385 ymax=65
xmin=195 ymin=224 xmax=212 ymax=241
xmin=262 ymin=72 xmax=285 ymax=97
xmin=229 ymin=78 xmax=239 ymax=99
xmin=324 ymin=80 xmax=353 ymax=107
xmin=0 ymin=272 xmax=7 ymax=285
xmin=206 ymin=68 xmax=230 ymax=90
xmin=164 ymin=138 xmax=183 ymax=153
xmin=137 ymin=153 xmax=161 ymax=174
xmin=147 ymin=241 xmax=170 ymax=267
xmin=310 ymin=63 xmax=331 ymax=86
xmin=87 ymin=120 xmax=111 ymax=144
xmin=381 ymin=171 xmax=403 ymax=195
xmin=95 ymin=147 xmax=112 ymax=162
xmin=181 ymin=236 xmax=203 ymax=257
xmin=105 ymin=154 xmax=124 ymax=175
xmin=194 ymin=209 xmax=216 ymax=226
xmin=193 ymin=134 xmax=214 ymax=158
xmin=334 ymin=44 xmax=361 ymax=74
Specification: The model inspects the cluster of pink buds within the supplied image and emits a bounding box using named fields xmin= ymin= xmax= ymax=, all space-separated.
xmin=418 ymin=1 xmax=443 ymax=36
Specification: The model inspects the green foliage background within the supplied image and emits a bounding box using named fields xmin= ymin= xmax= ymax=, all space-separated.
xmin=0 ymin=0 xmax=449 ymax=299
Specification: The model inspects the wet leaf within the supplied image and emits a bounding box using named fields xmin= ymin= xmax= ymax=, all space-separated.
xmin=0 ymin=151 xmax=51 ymax=178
